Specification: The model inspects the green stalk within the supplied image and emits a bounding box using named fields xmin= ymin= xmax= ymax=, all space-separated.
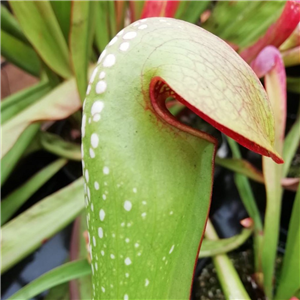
xmin=227 ymin=137 xmax=263 ymax=273
xmin=262 ymin=158 xmax=283 ymax=298
xmin=205 ymin=219 xmax=250 ymax=300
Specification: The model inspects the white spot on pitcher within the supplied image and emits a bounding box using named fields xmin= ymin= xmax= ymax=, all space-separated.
xmin=123 ymin=32 xmax=137 ymax=40
xmin=103 ymin=54 xmax=116 ymax=67
xmin=124 ymin=200 xmax=132 ymax=211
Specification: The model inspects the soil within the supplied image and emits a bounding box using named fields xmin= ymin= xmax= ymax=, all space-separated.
xmin=193 ymin=248 xmax=283 ymax=300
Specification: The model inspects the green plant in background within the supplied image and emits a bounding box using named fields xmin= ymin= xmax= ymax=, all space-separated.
xmin=1 ymin=1 xmax=300 ymax=300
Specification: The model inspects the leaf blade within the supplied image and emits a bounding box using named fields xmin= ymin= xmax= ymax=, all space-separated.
xmin=1 ymin=81 xmax=52 ymax=124
xmin=215 ymin=156 xmax=264 ymax=183
xmin=7 ymin=260 xmax=91 ymax=300
xmin=275 ymin=187 xmax=300 ymax=300
xmin=199 ymin=227 xmax=253 ymax=258
xmin=39 ymin=132 xmax=81 ymax=161
xmin=50 ymin=1 xmax=71 ymax=43
xmin=1 ymin=124 xmax=40 ymax=186
xmin=1 ymin=5 xmax=27 ymax=43
xmin=1 ymin=76 xmax=81 ymax=158
xmin=1 ymin=158 xmax=67 ymax=225
xmin=10 ymin=1 xmax=72 ymax=78
xmin=1 ymin=29 xmax=41 ymax=77
xmin=1 ymin=178 xmax=84 ymax=273
xmin=70 ymin=1 xmax=91 ymax=101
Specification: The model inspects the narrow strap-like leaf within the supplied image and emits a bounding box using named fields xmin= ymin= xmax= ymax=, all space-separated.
xmin=1 ymin=76 xmax=82 ymax=158
xmin=175 ymin=1 xmax=210 ymax=24
xmin=199 ymin=227 xmax=253 ymax=258
xmin=1 ymin=29 xmax=41 ymax=77
xmin=70 ymin=1 xmax=92 ymax=101
xmin=1 ymin=81 xmax=52 ymax=124
xmin=107 ymin=0 xmax=117 ymax=37
xmin=1 ymin=158 xmax=67 ymax=225
xmin=275 ymin=187 xmax=300 ymax=300
xmin=50 ymin=1 xmax=71 ymax=43
xmin=1 ymin=5 xmax=27 ymax=43
xmin=39 ymin=132 xmax=81 ymax=161
xmin=94 ymin=2 xmax=110 ymax=53
xmin=215 ymin=156 xmax=264 ymax=183
xmin=1 ymin=178 xmax=84 ymax=273
xmin=283 ymin=106 xmax=300 ymax=177
xmin=1 ymin=124 xmax=40 ymax=186
xmin=10 ymin=1 xmax=72 ymax=79
xmin=7 ymin=259 xmax=91 ymax=300
xmin=227 ymin=137 xmax=263 ymax=272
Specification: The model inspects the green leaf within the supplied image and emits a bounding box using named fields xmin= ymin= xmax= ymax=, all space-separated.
xmin=227 ymin=138 xmax=263 ymax=273
xmin=287 ymin=77 xmax=300 ymax=94
xmin=275 ymin=187 xmax=300 ymax=300
xmin=50 ymin=1 xmax=71 ymax=43
xmin=44 ymin=282 xmax=69 ymax=300
xmin=1 ymin=5 xmax=27 ymax=43
xmin=83 ymin=18 xmax=279 ymax=299
xmin=10 ymin=1 xmax=72 ymax=79
xmin=283 ymin=106 xmax=300 ymax=177
xmin=39 ymin=132 xmax=81 ymax=161
xmin=175 ymin=1 xmax=210 ymax=24
xmin=107 ymin=1 xmax=117 ymax=37
xmin=7 ymin=260 xmax=91 ymax=300
xmin=1 ymin=76 xmax=81 ymax=158
xmin=1 ymin=81 xmax=52 ymax=124
xmin=94 ymin=2 xmax=110 ymax=53
xmin=215 ymin=156 xmax=264 ymax=183
xmin=70 ymin=1 xmax=92 ymax=101
xmin=199 ymin=227 xmax=253 ymax=258
xmin=1 ymin=178 xmax=84 ymax=273
xmin=202 ymin=1 xmax=285 ymax=50
xmin=1 ymin=29 xmax=41 ymax=77
xmin=1 ymin=158 xmax=67 ymax=225
xmin=1 ymin=124 xmax=40 ymax=186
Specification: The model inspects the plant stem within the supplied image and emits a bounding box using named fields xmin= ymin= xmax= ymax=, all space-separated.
xmin=205 ymin=219 xmax=251 ymax=300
